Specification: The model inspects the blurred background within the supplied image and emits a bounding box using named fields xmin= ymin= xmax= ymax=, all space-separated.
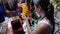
xmin=0 ymin=0 xmax=60 ymax=34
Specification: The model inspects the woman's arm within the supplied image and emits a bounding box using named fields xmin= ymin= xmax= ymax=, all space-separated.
xmin=24 ymin=15 xmax=52 ymax=34
xmin=26 ymin=18 xmax=52 ymax=34
xmin=25 ymin=19 xmax=32 ymax=34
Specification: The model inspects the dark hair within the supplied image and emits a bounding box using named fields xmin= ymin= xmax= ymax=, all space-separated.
xmin=30 ymin=2 xmax=34 ymax=7
xmin=34 ymin=0 xmax=55 ymax=34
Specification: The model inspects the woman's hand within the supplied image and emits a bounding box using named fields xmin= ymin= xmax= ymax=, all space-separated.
xmin=22 ymin=15 xmax=28 ymax=21
xmin=28 ymin=16 xmax=33 ymax=21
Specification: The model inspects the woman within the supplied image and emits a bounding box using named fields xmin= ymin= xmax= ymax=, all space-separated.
xmin=24 ymin=0 xmax=55 ymax=34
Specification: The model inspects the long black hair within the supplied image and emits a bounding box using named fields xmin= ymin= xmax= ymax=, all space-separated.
xmin=33 ymin=0 xmax=55 ymax=34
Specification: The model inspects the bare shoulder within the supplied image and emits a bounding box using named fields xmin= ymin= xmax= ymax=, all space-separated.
xmin=31 ymin=23 xmax=52 ymax=34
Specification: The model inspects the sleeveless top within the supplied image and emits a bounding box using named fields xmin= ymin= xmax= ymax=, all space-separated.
xmin=38 ymin=17 xmax=53 ymax=29
xmin=30 ymin=17 xmax=53 ymax=34
xmin=24 ymin=17 xmax=53 ymax=34
xmin=31 ymin=17 xmax=53 ymax=31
